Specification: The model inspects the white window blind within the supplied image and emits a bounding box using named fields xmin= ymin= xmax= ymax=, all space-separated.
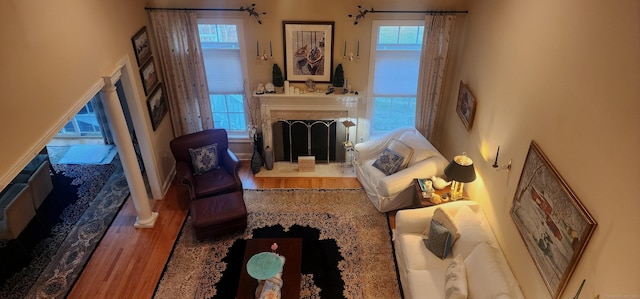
xmin=373 ymin=50 xmax=421 ymax=96
xmin=202 ymin=48 xmax=243 ymax=93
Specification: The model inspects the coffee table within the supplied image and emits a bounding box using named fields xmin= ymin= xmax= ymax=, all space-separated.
xmin=236 ymin=238 xmax=302 ymax=299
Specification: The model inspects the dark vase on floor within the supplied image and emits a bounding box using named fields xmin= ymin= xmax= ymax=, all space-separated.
xmin=264 ymin=146 xmax=274 ymax=170
xmin=251 ymin=133 xmax=263 ymax=174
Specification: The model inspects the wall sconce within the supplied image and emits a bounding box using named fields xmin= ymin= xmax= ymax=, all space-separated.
xmin=444 ymin=153 xmax=476 ymax=200
xmin=342 ymin=41 xmax=360 ymax=62
xmin=257 ymin=41 xmax=273 ymax=61
xmin=492 ymin=146 xmax=512 ymax=172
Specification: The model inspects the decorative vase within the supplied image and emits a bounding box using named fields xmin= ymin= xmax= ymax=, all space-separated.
xmin=264 ymin=146 xmax=274 ymax=170
xmin=251 ymin=133 xmax=263 ymax=174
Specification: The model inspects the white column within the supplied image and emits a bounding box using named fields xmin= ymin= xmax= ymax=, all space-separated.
xmin=101 ymin=74 xmax=158 ymax=228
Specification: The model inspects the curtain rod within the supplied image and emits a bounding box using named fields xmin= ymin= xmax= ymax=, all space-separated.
xmin=145 ymin=7 xmax=242 ymax=12
xmin=145 ymin=4 xmax=267 ymax=24
xmin=372 ymin=10 xmax=468 ymax=14
xmin=349 ymin=6 xmax=468 ymax=25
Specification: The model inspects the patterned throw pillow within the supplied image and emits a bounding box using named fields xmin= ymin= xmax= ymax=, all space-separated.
xmin=189 ymin=143 xmax=219 ymax=175
xmin=424 ymin=219 xmax=453 ymax=259
xmin=388 ymin=138 xmax=413 ymax=170
xmin=372 ymin=148 xmax=405 ymax=176
xmin=445 ymin=255 xmax=468 ymax=299
xmin=429 ymin=207 xmax=461 ymax=243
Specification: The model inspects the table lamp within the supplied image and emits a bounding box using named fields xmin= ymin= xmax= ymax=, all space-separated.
xmin=444 ymin=153 xmax=476 ymax=200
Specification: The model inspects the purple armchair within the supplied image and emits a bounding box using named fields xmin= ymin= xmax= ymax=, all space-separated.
xmin=170 ymin=129 xmax=243 ymax=202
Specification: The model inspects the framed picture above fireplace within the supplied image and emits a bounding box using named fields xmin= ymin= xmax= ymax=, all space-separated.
xmin=283 ymin=21 xmax=334 ymax=83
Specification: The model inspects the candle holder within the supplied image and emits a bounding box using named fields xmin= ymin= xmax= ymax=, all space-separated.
xmin=256 ymin=41 xmax=273 ymax=62
xmin=342 ymin=41 xmax=360 ymax=63
xmin=492 ymin=146 xmax=512 ymax=172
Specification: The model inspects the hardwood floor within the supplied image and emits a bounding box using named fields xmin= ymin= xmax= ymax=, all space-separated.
xmin=67 ymin=161 xmax=362 ymax=299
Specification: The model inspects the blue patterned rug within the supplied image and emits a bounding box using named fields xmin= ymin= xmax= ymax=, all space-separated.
xmin=0 ymin=157 xmax=129 ymax=299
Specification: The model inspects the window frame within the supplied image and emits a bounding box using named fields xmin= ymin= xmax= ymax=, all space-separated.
xmin=366 ymin=20 xmax=425 ymax=137
xmin=197 ymin=17 xmax=251 ymax=139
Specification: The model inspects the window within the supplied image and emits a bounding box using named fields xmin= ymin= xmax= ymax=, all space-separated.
xmin=57 ymin=96 xmax=102 ymax=137
xmin=368 ymin=21 xmax=424 ymax=136
xmin=198 ymin=20 xmax=249 ymax=133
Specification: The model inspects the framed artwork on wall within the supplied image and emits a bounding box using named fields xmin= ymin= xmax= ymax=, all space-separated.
xmin=146 ymin=83 xmax=168 ymax=131
xmin=132 ymin=27 xmax=152 ymax=66
xmin=510 ymin=141 xmax=597 ymax=299
xmin=140 ymin=58 xmax=159 ymax=96
xmin=283 ymin=21 xmax=334 ymax=83
xmin=456 ymin=81 xmax=476 ymax=131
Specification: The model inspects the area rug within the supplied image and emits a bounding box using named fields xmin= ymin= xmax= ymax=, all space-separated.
xmin=154 ymin=189 xmax=400 ymax=299
xmin=254 ymin=162 xmax=356 ymax=178
xmin=0 ymin=158 xmax=130 ymax=299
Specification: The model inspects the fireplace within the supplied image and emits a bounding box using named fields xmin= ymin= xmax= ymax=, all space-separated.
xmin=256 ymin=93 xmax=364 ymax=161
xmin=272 ymin=120 xmax=345 ymax=163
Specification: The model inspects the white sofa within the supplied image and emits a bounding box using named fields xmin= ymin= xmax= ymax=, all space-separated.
xmin=354 ymin=127 xmax=448 ymax=212
xmin=394 ymin=201 xmax=524 ymax=299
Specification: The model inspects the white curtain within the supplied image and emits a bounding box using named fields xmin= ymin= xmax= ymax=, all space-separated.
xmin=415 ymin=14 xmax=456 ymax=145
xmin=149 ymin=10 xmax=213 ymax=136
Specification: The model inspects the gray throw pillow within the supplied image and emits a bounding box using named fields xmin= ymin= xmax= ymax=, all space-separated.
xmin=424 ymin=219 xmax=453 ymax=259
xmin=372 ymin=148 xmax=405 ymax=176
xmin=189 ymin=143 xmax=219 ymax=174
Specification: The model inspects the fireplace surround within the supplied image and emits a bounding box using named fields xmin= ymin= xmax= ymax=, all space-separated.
xmin=255 ymin=93 xmax=365 ymax=161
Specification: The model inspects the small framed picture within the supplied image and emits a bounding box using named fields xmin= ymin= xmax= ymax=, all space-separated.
xmin=146 ymin=83 xmax=168 ymax=131
xmin=456 ymin=81 xmax=477 ymax=131
xmin=132 ymin=27 xmax=152 ymax=66
xmin=140 ymin=58 xmax=159 ymax=96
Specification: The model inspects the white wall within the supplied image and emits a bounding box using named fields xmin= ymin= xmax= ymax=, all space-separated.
xmin=147 ymin=0 xmax=468 ymax=154
xmin=0 ymin=0 xmax=176 ymax=197
xmin=439 ymin=0 xmax=640 ymax=298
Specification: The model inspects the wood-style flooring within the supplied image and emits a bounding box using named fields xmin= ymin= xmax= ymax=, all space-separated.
xmin=67 ymin=161 xmax=363 ymax=299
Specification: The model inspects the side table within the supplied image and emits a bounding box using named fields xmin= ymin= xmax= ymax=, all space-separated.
xmin=412 ymin=178 xmax=461 ymax=207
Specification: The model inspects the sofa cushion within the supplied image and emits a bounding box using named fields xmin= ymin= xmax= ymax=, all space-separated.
xmin=464 ymin=243 xmax=512 ymax=299
xmin=445 ymin=255 xmax=468 ymax=299
xmin=397 ymin=233 xmax=451 ymax=271
xmin=398 ymin=131 xmax=440 ymax=167
xmin=388 ymin=138 xmax=413 ymax=170
xmin=407 ymin=269 xmax=446 ymax=299
xmin=452 ymin=205 xmax=489 ymax=258
xmin=426 ymin=207 xmax=461 ymax=243
xmin=372 ymin=147 xmax=405 ymax=175
xmin=189 ymin=143 xmax=220 ymax=175
xmin=424 ymin=220 xmax=453 ymax=259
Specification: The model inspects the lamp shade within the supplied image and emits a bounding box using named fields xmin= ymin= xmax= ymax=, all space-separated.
xmin=444 ymin=155 xmax=476 ymax=183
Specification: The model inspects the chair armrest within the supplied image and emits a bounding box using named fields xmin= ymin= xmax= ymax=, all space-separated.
xmin=395 ymin=206 xmax=438 ymax=234
xmin=376 ymin=156 xmax=447 ymax=197
xmin=396 ymin=201 xmax=480 ymax=235
xmin=175 ymin=161 xmax=195 ymax=199
xmin=354 ymin=127 xmax=416 ymax=162
xmin=220 ymin=149 xmax=243 ymax=187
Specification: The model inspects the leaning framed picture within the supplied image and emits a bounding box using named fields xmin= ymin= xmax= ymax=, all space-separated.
xmin=132 ymin=26 xmax=152 ymax=66
xmin=456 ymin=81 xmax=476 ymax=131
xmin=146 ymin=84 xmax=168 ymax=131
xmin=139 ymin=58 xmax=159 ymax=96
xmin=511 ymin=141 xmax=597 ymax=299
xmin=283 ymin=21 xmax=334 ymax=82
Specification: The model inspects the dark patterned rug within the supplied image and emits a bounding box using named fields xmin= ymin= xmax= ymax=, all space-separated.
xmin=154 ymin=189 xmax=401 ymax=299
xmin=0 ymin=158 xmax=129 ymax=299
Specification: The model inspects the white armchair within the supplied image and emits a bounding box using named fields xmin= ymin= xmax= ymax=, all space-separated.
xmin=354 ymin=127 xmax=448 ymax=212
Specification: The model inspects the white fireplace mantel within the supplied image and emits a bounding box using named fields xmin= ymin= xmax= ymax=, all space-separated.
xmin=255 ymin=92 xmax=366 ymax=148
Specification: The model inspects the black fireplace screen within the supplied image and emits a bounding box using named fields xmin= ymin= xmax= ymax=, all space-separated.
xmin=272 ymin=120 xmax=344 ymax=163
